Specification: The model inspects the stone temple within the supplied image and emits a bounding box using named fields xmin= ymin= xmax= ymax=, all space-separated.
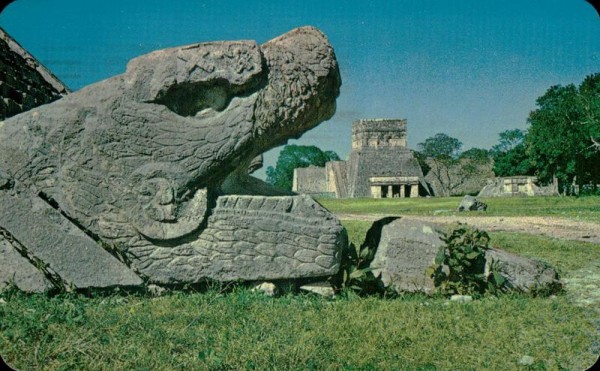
xmin=0 ymin=27 xmax=69 ymax=120
xmin=293 ymin=119 xmax=429 ymax=198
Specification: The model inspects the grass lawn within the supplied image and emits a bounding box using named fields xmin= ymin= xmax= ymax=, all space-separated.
xmin=318 ymin=195 xmax=600 ymax=222
xmin=1 ymin=288 xmax=596 ymax=370
xmin=1 ymin=197 xmax=599 ymax=369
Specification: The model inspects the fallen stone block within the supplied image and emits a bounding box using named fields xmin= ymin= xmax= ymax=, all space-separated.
xmin=368 ymin=217 xmax=561 ymax=295
xmin=0 ymin=234 xmax=53 ymax=293
xmin=0 ymin=190 xmax=143 ymax=290
xmin=369 ymin=218 xmax=444 ymax=294
xmin=486 ymin=248 xmax=561 ymax=292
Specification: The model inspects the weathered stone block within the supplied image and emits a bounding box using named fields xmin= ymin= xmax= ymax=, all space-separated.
xmin=486 ymin=248 xmax=560 ymax=292
xmin=0 ymin=190 xmax=143 ymax=289
xmin=370 ymin=218 xmax=444 ymax=294
xmin=369 ymin=218 xmax=561 ymax=294
xmin=129 ymin=195 xmax=346 ymax=284
xmin=0 ymin=234 xmax=53 ymax=293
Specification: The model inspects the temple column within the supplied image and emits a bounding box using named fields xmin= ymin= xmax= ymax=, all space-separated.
xmin=410 ymin=184 xmax=418 ymax=198
xmin=400 ymin=185 xmax=405 ymax=198
xmin=387 ymin=185 xmax=393 ymax=198
xmin=371 ymin=186 xmax=381 ymax=198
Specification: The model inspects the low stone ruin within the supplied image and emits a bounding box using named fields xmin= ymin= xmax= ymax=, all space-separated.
xmin=368 ymin=218 xmax=561 ymax=294
xmin=478 ymin=176 xmax=558 ymax=197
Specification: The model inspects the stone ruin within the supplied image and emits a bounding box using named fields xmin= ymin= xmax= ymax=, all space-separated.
xmin=293 ymin=119 xmax=430 ymax=198
xmin=478 ymin=176 xmax=558 ymax=197
xmin=0 ymin=26 xmax=560 ymax=296
xmin=0 ymin=26 xmax=346 ymax=292
xmin=0 ymin=27 xmax=69 ymax=120
xmin=368 ymin=218 xmax=561 ymax=295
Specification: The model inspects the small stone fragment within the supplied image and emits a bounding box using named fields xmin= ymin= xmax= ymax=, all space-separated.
xmin=457 ymin=195 xmax=487 ymax=211
xmin=518 ymin=355 xmax=535 ymax=366
xmin=450 ymin=295 xmax=473 ymax=302
xmin=147 ymin=284 xmax=167 ymax=297
xmin=300 ymin=282 xmax=335 ymax=297
xmin=252 ymin=282 xmax=277 ymax=297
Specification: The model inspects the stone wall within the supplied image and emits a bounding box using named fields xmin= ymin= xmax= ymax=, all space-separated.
xmin=0 ymin=27 xmax=69 ymax=120
xmin=292 ymin=165 xmax=329 ymax=195
xmin=326 ymin=161 xmax=348 ymax=198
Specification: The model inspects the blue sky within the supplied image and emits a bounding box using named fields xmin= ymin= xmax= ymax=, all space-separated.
xmin=1 ymin=0 xmax=598 ymax=179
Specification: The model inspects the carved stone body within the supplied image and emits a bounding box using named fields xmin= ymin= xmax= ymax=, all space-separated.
xmin=0 ymin=26 xmax=345 ymax=289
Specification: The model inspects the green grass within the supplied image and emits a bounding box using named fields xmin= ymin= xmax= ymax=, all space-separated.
xmin=1 ymin=197 xmax=599 ymax=369
xmin=489 ymin=232 xmax=600 ymax=273
xmin=1 ymin=289 xmax=597 ymax=370
xmin=318 ymin=195 xmax=600 ymax=222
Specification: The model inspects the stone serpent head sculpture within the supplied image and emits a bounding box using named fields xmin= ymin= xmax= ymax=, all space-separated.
xmin=0 ymin=26 xmax=346 ymax=287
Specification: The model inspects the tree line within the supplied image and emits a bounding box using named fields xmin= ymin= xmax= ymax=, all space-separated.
xmin=267 ymin=73 xmax=600 ymax=195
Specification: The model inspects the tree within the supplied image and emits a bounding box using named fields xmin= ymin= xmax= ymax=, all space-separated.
xmin=455 ymin=148 xmax=494 ymax=195
xmin=413 ymin=150 xmax=431 ymax=177
xmin=418 ymin=133 xmax=462 ymax=160
xmin=580 ymin=73 xmax=600 ymax=152
xmin=460 ymin=148 xmax=490 ymax=163
xmin=491 ymin=129 xmax=534 ymax=177
xmin=526 ymin=73 xmax=600 ymax=194
xmin=266 ymin=145 xmax=340 ymax=191
xmin=492 ymin=129 xmax=525 ymax=154
xmin=418 ymin=133 xmax=464 ymax=197
xmin=419 ymin=134 xmax=495 ymax=196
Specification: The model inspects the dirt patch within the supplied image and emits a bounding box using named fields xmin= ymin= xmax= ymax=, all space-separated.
xmin=337 ymin=214 xmax=600 ymax=245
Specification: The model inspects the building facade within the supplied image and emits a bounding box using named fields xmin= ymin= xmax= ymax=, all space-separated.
xmin=293 ymin=119 xmax=429 ymax=198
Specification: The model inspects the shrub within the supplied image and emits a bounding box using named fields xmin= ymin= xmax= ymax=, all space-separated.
xmin=427 ymin=224 xmax=509 ymax=296
xmin=332 ymin=242 xmax=380 ymax=295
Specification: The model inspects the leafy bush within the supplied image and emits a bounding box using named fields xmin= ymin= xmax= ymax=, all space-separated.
xmin=332 ymin=242 xmax=380 ymax=295
xmin=427 ymin=224 xmax=508 ymax=296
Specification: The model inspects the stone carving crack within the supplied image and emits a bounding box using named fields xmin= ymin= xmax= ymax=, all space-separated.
xmin=0 ymin=226 xmax=67 ymax=291
xmin=37 ymin=191 xmax=133 ymax=268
